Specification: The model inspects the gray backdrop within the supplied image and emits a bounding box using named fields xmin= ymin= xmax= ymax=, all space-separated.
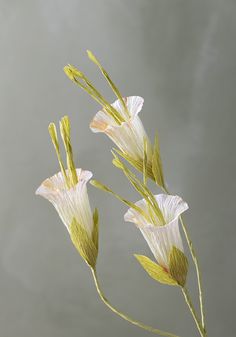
xmin=0 ymin=0 xmax=235 ymax=336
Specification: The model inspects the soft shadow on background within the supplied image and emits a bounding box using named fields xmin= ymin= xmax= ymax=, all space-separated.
xmin=0 ymin=0 xmax=235 ymax=336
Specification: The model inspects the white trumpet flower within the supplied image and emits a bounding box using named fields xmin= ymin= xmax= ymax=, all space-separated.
xmin=64 ymin=58 xmax=165 ymax=185
xmin=36 ymin=169 xmax=94 ymax=237
xmin=36 ymin=116 xmax=98 ymax=268
xmin=124 ymin=194 xmax=188 ymax=272
xmin=90 ymin=96 xmax=153 ymax=164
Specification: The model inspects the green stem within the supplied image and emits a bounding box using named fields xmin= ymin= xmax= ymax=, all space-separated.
xmin=179 ymin=216 xmax=206 ymax=332
xmin=163 ymin=187 xmax=206 ymax=333
xmin=91 ymin=268 xmax=181 ymax=337
xmin=181 ymin=287 xmax=206 ymax=337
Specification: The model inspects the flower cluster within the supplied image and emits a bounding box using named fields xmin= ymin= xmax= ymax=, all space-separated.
xmin=36 ymin=51 xmax=206 ymax=337
xmin=36 ymin=53 xmax=189 ymax=287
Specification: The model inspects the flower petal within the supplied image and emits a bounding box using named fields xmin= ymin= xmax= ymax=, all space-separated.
xmin=124 ymin=194 xmax=188 ymax=269
xmin=141 ymin=219 xmax=184 ymax=269
xmin=124 ymin=199 xmax=148 ymax=226
xmin=124 ymin=194 xmax=188 ymax=227
xmin=90 ymin=96 xmax=144 ymax=133
xmin=111 ymin=96 xmax=144 ymax=119
xmin=90 ymin=110 xmax=115 ymax=133
xmin=154 ymin=194 xmax=189 ymax=224
xmin=36 ymin=169 xmax=94 ymax=235
xmin=90 ymin=96 xmax=151 ymax=162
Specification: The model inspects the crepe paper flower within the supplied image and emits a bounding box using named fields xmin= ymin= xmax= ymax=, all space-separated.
xmin=64 ymin=52 xmax=165 ymax=187
xmin=124 ymin=194 xmax=189 ymax=286
xmin=90 ymin=95 xmax=153 ymax=163
xmin=36 ymin=116 xmax=98 ymax=268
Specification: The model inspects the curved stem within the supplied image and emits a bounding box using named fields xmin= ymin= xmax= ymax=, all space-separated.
xmin=181 ymin=287 xmax=206 ymax=337
xmin=91 ymin=268 xmax=181 ymax=337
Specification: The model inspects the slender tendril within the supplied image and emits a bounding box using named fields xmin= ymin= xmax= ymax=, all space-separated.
xmin=91 ymin=268 xmax=181 ymax=337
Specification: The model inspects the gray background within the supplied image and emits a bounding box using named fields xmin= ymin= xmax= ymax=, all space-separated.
xmin=0 ymin=0 xmax=235 ymax=336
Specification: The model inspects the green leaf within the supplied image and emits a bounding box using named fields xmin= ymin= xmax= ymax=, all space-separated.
xmin=169 ymin=246 xmax=188 ymax=287
xmin=87 ymin=50 xmax=129 ymax=118
xmin=143 ymin=137 xmax=148 ymax=186
xmin=63 ymin=64 xmax=124 ymax=125
xmin=152 ymin=132 xmax=165 ymax=188
xmin=70 ymin=218 xmax=98 ymax=268
xmin=135 ymin=254 xmax=178 ymax=286
xmin=92 ymin=208 xmax=99 ymax=250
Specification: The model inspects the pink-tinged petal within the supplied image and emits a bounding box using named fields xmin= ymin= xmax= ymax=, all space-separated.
xmin=90 ymin=110 xmax=115 ymax=133
xmin=90 ymin=96 xmax=144 ymax=133
xmin=90 ymin=96 xmax=151 ymax=162
xmin=36 ymin=169 xmax=93 ymax=235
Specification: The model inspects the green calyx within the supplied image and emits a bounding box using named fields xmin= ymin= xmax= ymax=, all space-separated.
xmin=135 ymin=247 xmax=188 ymax=287
xmin=152 ymin=132 xmax=165 ymax=189
xmin=169 ymin=246 xmax=188 ymax=287
xmin=70 ymin=211 xmax=99 ymax=268
xmin=135 ymin=254 xmax=177 ymax=286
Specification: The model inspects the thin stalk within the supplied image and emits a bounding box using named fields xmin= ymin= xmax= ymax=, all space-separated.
xmin=181 ymin=287 xmax=206 ymax=337
xmin=91 ymin=268 xmax=181 ymax=337
xmin=179 ymin=216 xmax=206 ymax=331
xmin=163 ymin=187 xmax=206 ymax=332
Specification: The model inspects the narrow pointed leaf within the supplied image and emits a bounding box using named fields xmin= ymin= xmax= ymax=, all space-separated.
xmin=92 ymin=208 xmax=99 ymax=250
xmin=87 ymin=50 xmax=129 ymax=117
xmin=90 ymin=179 xmax=151 ymax=222
xmin=135 ymin=254 xmax=177 ymax=286
xmin=113 ymin=148 xmax=154 ymax=180
xmin=143 ymin=137 xmax=148 ymax=186
xmin=111 ymin=152 xmax=165 ymax=225
xmin=169 ymin=246 xmax=188 ymax=287
xmin=152 ymin=132 xmax=165 ymax=188
xmin=64 ymin=64 xmax=124 ymax=125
